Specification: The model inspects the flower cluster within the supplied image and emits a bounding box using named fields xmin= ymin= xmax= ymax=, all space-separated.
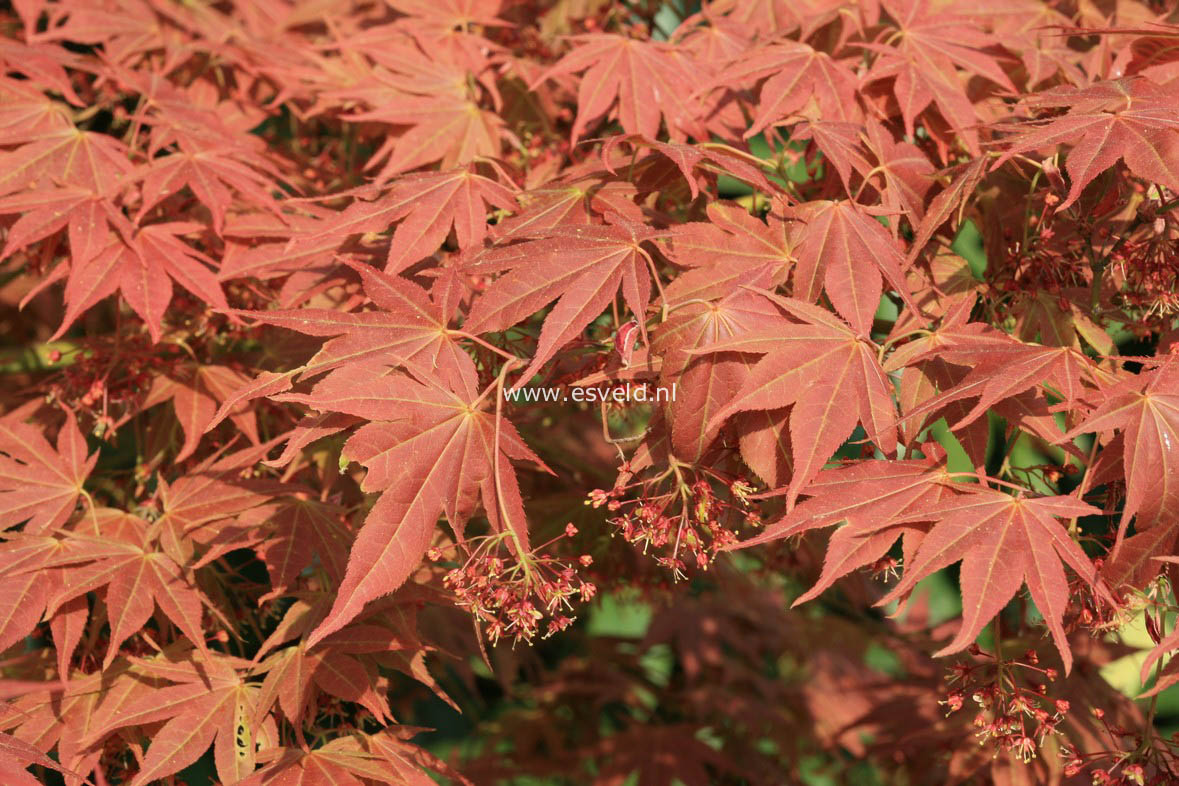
xmin=1058 ymin=704 xmax=1179 ymax=784
xmin=439 ymin=528 xmax=596 ymax=647
xmin=588 ymin=463 xmax=760 ymax=578
xmin=940 ymin=645 xmax=1069 ymax=763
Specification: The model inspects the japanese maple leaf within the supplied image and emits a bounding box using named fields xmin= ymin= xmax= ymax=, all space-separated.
xmin=206 ymin=261 xmax=479 ymax=428
xmin=906 ymin=155 xmax=988 ymax=262
xmin=122 ymin=441 xmax=285 ymax=560
xmin=254 ymin=498 xmax=351 ymax=602
xmin=878 ymin=489 xmax=1101 ymax=671
xmin=135 ymin=147 xmax=283 ymax=235
xmin=341 ymin=59 xmax=504 ymax=178
xmin=0 ymin=125 xmax=132 ymax=197
xmin=0 ymin=646 xmax=164 ymax=773
xmin=534 ymin=34 xmax=707 ymax=143
xmin=0 ymin=409 xmax=96 ymax=533
xmin=860 ymin=118 xmax=935 ymax=228
xmin=143 ymin=364 xmax=261 ymax=462
xmin=0 ymin=76 xmax=72 ymax=138
xmin=896 ymin=356 xmax=1070 ymax=472
xmin=0 ymin=731 xmax=89 ymax=786
xmin=706 ymin=0 xmax=864 ymax=39
xmin=106 ymin=67 xmax=256 ymax=151
xmin=82 ymin=653 xmax=262 ymax=786
xmin=254 ymin=639 xmax=391 ymax=733
xmin=1 ymin=510 xmax=217 ymax=684
xmin=218 ymin=214 xmax=344 ymax=282
xmin=1058 ymin=360 xmax=1179 ymax=539
xmin=977 ymin=0 xmax=1083 ymax=87
xmin=599 ymin=134 xmax=779 ymax=200
xmin=39 ymin=520 xmax=210 ymax=669
xmin=311 ymin=167 xmax=517 ymax=273
xmin=387 ymin=0 xmax=506 ymax=29
xmin=696 ymin=40 xmax=863 ymax=135
xmin=0 ymin=186 xmax=118 ymax=274
xmin=786 ymin=200 xmax=919 ymax=336
xmin=788 ymin=120 xmax=875 ymax=193
xmin=49 ymin=221 xmax=229 ymax=343
xmin=733 ymin=452 xmax=957 ymax=606
xmin=0 ymin=523 xmax=98 ymax=662
xmin=464 ymin=218 xmax=670 ymax=384
xmin=30 ymin=3 xmax=175 ymax=66
xmin=242 ymin=728 xmax=462 ymax=786
xmin=659 ymin=199 xmax=795 ymax=305
xmin=0 ymin=39 xmax=83 ymax=106
xmin=995 ymin=78 xmax=1179 ymax=210
xmin=273 ymin=364 xmax=544 ymax=646
xmin=702 ymin=291 xmax=898 ymax=505
xmin=652 ymin=287 xmax=793 ymax=463
xmin=490 ymin=173 xmax=644 ymax=242
xmin=1121 ymin=24 xmax=1179 ymax=75
xmin=860 ymin=0 xmax=1015 ymax=154
xmin=889 ymin=322 xmax=1097 ymax=433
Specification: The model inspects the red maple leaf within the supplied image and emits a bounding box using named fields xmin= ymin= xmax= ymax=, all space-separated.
xmin=860 ymin=0 xmax=1015 ymax=154
xmin=0 ymin=409 xmax=96 ymax=534
xmin=273 ymin=364 xmax=545 ymax=646
xmin=534 ymin=34 xmax=707 ymax=143
xmin=879 ymin=488 xmax=1102 ymax=671
xmin=732 ymin=452 xmax=955 ymax=607
xmin=702 ymin=290 xmax=898 ymax=505
xmin=465 ymin=217 xmax=671 ymax=384
xmin=995 ymin=78 xmax=1179 ymax=210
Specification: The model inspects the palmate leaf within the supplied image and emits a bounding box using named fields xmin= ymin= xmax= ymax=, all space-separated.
xmin=695 ymin=40 xmax=863 ymax=135
xmin=336 ymin=49 xmax=505 ymax=178
xmin=0 ymin=731 xmax=92 ymax=786
xmin=135 ymin=147 xmax=283 ymax=235
xmin=860 ymin=118 xmax=935 ymax=228
xmin=143 ymin=364 xmax=261 ymax=462
xmin=47 ymin=221 xmax=230 ymax=343
xmin=308 ymin=167 xmax=517 ymax=273
xmin=701 ymin=290 xmax=898 ymax=505
xmin=81 ymin=653 xmax=260 ymax=786
xmin=732 ymin=452 xmax=957 ymax=606
xmin=254 ymin=634 xmax=392 ymax=731
xmin=599 ymin=134 xmax=780 ymax=199
xmin=651 ymin=287 xmax=792 ymax=464
xmin=995 ymin=78 xmax=1179 ymax=210
xmin=906 ymin=155 xmax=987 ymax=262
xmin=0 ymin=76 xmax=71 ymax=137
xmin=1058 ymin=360 xmax=1179 ymax=545
xmin=534 ymin=34 xmax=708 ymax=143
xmin=255 ymin=498 xmax=351 ymax=602
xmin=786 ymin=200 xmax=919 ymax=335
xmin=659 ymin=199 xmax=795 ymax=304
xmin=0 ymin=186 xmax=114 ymax=271
xmin=31 ymin=515 xmax=210 ymax=670
xmin=0 ymin=125 xmax=132 ymax=198
xmin=879 ymin=489 xmax=1102 ymax=672
xmin=241 ymin=727 xmax=459 ymax=786
xmin=0 ymin=409 xmax=96 ymax=534
xmin=860 ymin=0 xmax=1015 ymax=154
xmin=207 ymin=261 xmax=479 ymax=429
xmin=885 ymin=320 xmax=1099 ymax=432
xmin=490 ymin=173 xmax=643 ymax=242
xmin=705 ymin=0 xmax=864 ymax=39
xmin=0 ymin=572 xmax=47 ymax=659
xmin=465 ymin=218 xmax=671 ymax=385
xmin=273 ymin=363 xmax=546 ymax=647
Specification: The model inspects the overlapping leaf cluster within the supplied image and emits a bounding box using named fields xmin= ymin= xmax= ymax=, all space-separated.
xmin=1 ymin=0 xmax=1178 ymax=783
